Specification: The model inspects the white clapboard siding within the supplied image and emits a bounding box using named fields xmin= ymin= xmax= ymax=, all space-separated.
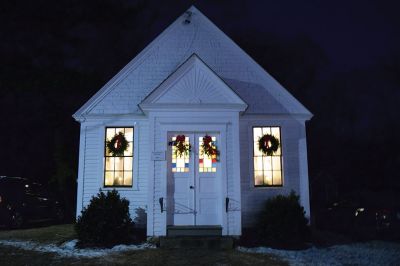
xmin=77 ymin=121 xmax=149 ymax=225
xmin=239 ymin=117 xmax=304 ymax=227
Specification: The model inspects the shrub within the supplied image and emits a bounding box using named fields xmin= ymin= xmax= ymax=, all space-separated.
xmin=257 ymin=191 xmax=310 ymax=248
xmin=75 ymin=190 xmax=136 ymax=247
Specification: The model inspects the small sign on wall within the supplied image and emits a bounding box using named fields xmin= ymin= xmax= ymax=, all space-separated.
xmin=151 ymin=151 xmax=166 ymax=161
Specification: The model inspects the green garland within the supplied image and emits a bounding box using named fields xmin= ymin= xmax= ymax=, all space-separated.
xmin=201 ymin=135 xmax=220 ymax=160
xmin=106 ymin=132 xmax=129 ymax=156
xmin=174 ymin=135 xmax=191 ymax=157
xmin=258 ymin=134 xmax=280 ymax=156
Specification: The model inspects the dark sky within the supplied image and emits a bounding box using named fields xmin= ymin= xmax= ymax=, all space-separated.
xmin=198 ymin=0 xmax=400 ymax=70
xmin=1 ymin=0 xmax=400 ymax=204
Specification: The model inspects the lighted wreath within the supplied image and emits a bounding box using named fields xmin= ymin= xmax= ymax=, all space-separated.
xmin=201 ymin=135 xmax=220 ymax=160
xmin=173 ymin=135 xmax=191 ymax=157
xmin=106 ymin=132 xmax=129 ymax=156
xmin=258 ymin=134 xmax=280 ymax=156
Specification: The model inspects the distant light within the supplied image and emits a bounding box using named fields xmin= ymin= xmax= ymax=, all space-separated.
xmin=25 ymin=184 xmax=29 ymax=188
xmin=355 ymin=207 xmax=365 ymax=216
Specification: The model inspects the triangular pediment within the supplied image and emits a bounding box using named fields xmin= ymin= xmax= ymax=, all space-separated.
xmin=139 ymin=54 xmax=247 ymax=112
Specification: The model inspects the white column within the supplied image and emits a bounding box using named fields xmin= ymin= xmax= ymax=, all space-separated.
xmin=76 ymin=123 xmax=86 ymax=219
xmin=298 ymin=123 xmax=311 ymax=219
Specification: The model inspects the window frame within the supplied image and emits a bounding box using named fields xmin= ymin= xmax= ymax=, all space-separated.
xmin=252 ymin=126 xmax=284 ymax=188
xmin=103 ymin=126 xmax=134 ymax=188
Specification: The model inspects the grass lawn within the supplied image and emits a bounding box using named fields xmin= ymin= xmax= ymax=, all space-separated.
xmin=0 ymin=224 xmax=76 ymax=244
xmin=0 ymin=224 xmax=287 ymax=266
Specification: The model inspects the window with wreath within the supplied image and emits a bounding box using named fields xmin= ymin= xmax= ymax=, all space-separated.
xmin=104 ymin=127 xmax=133 ymax=187
xmin=253 ymin=126 xmax=283 ymax=187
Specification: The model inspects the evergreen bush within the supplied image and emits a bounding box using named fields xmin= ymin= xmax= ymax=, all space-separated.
xmin=75 ymin=190 xmax=135 ymax=247
xmin=257 ymin=191 xmax=310 ymax=248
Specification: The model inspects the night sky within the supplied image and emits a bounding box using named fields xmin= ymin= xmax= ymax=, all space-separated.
xmin=1 ymin=0 xmax=400 ymax=213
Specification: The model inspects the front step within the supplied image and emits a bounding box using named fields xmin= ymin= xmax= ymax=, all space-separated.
xmin=167 ymin=225 xmax=222 ymax=237
xmin=160 ymin=236 xmax=234 ymax=250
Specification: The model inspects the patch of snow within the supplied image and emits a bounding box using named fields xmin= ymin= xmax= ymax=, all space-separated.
xmin=0 ymin=239 xmax=156 ymax=258
xmin=238 ymin=241 xmax=400 ymax=266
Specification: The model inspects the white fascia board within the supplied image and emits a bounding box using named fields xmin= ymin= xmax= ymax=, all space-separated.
xmin=73 ymin=113 xmax=147 ymax=123
xmin=139 ymin=103 xmax=247 ymax=114
xmin=240 ymin=113 xmax=313 ymax=121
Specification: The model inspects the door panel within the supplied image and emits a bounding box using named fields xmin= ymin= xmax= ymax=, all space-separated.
xmin=167 ymin=133 xmax=195 ymax=225
xmin=195 ymin=134 xmax=220 ymax=225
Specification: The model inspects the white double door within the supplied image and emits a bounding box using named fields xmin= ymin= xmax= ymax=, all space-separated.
xmin=167 ymin=132 xmax=221 ymax=226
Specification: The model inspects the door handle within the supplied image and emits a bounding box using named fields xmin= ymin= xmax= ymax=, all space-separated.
xmin=189 ymin=186 xmax=194 ymax=189
xmin=159 ymin=197 xmax=164 ymax=213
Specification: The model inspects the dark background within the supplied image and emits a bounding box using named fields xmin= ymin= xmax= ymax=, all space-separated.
xmin=1 ymin=0 xmax=399 ymax=219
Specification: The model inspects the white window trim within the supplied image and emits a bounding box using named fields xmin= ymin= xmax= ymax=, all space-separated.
xmin=248 ymin=124 xmax=285 ymax=189
xmin=98 ymin=122 xmax=140 ymax=191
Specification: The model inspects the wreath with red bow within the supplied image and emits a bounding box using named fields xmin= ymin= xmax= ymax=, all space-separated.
xmin=173 ymin=135 xmax=191 ymax=157
xmin=258 ymin=134 xmax=280 ymax=156
xmin=201 ymin=135 xmax=220 ymax=160
xmin=106 ymin=132 xmax=129 ymax=156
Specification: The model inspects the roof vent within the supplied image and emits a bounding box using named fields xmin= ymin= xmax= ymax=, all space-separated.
xmin=183 ymin=10 xmax=192 ymax=24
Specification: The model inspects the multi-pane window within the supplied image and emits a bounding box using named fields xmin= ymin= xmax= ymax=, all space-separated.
xmin=104 ymin=127 xmax=133 ymax=187
xmin=253 ymin=127 xmax=282 ymax=187
xmin=199 ymin=136 xmax=217 ymax=173
xmin=171 ymin=136 xmax=190 ymax=172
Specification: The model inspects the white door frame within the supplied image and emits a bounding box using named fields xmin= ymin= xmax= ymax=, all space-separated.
xmin=166 ymin=132 xmax=222 ymax=226
xmin=160 ymin=123 xmax=228 ymax=234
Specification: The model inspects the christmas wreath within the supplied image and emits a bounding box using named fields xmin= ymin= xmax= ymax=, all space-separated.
xmin=258 ymin=134 xmax=280 ymax=156
xmin=106 ymin=132 xmax=129 ymax=156
xmin=173 ymin=135 xmax=191 ymax=157
xmin=201 ymin=135 xmax=219 ymax=160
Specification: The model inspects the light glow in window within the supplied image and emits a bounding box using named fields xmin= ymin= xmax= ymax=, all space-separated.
xmin=253 ymin=127 xmax=282 ymax=186
xmin=199 ymin=136 xmax=217 ymax=173
xmin=104 ymin=127 xmax=133 ymax=187
xmin=172 ymin=136 xmax=190 ymax=172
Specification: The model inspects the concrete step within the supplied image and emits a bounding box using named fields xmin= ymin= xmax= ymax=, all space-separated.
xmin=167 ymin=225 xmax=222 ymax=237
xmin=159 ymin=236 xmax=234 ymax=250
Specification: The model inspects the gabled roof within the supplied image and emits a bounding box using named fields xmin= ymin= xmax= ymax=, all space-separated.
xmin=73 ymin=6 xmax=312 ymax=121
xmin=139 ymin=54 xmax=247 ymax=112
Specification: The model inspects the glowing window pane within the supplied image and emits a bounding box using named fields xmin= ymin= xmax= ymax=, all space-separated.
xmin=254 ymin=157 xmax=263 ymax=171
xmin=171 ymin=136 xmax=190 ymax=173
xmin=115 ymin=157 xmax=123 ymax=171
xmin=124 ymin=171 xmax=133 ymax=186
xmin=199 ymin=136 xmax=217 ymax=173
xmin=124 ymin=142 xmax=133 ymax=156
xmin=106 ymin=128 xmax=116 ymax=141
xmin=273 ymin=171 xmax=282 ymax=185
xmin=255 ymin=171 xmax=263 ymax=185
xmin=253 ymin=127 xmax=283 ymax=186
xmin=114 ymin=171 xmax=124 ymax=186
xmin=264 ymin=171 xmax=273 ymax=185
xmin=272 ymin=156 xmax=281 ymax=170
xmin=105 ymin=172 xmax=114 ymax=186
xmin=263 ymin=156 xmax=272 ymax=171
xmin=104 ymin=127 xmax=134 ymax=187
xmin=105 ymin=157 xmax=115 ymax=171
xmin=124 ymin=157 xmax=132 ymax=171
xmin=124 ymin=128 xmax=133 ymax=142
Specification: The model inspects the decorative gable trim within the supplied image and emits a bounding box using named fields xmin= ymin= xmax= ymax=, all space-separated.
xmin=139 ymin=54 xmax=247 ymax=113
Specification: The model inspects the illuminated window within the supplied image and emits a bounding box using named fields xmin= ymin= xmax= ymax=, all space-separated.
xmin=172 ymin=136 xmax=190 ymax=172
xmin=104 ymin=127 xmax=133 ymax=187
xmin=253 ymin=127 xmax=282 ymax=186
xmin=199 ymin=136 xmax=217 ymax=173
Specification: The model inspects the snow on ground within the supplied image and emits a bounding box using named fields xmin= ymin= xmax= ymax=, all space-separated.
xmin=238 ymin=241 xmax=400 ymax=266
xmin=0 ymin=239 xmax=156 ymax=258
